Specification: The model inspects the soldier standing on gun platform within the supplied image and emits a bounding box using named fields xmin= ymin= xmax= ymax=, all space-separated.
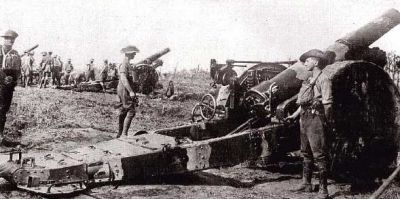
xmin=0 ymin=30 xmax=21 ymax=137
xmin=286 ymin=49 xmax=333 ymax=199
xmin=86 ymin=58 xmax=95 ymax=82
xmin=116 ymin=45 xmax=139 ymax=138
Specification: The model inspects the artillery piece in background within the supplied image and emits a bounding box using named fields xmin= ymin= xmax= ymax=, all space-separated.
xmin=72 ymin=48 xmax=170 ymax=94
xmin=0 ymin=9 xmax=399 ymax=196
xmin=132 ymin=48 xmax=170 ymax=94
xmin=194 ymin=8 xmax=400 ymax=183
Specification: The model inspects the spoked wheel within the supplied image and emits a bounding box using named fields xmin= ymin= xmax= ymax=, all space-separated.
xmin=199 ymin=94 xmax=216 ymax=121
xmin=191 ymin=103 xmax=204 ymax=122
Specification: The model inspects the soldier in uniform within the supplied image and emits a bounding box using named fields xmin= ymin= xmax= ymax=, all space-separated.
xmin=52 ymin=55 xmax=63 ymax=87
xmin=39 ymin=51 xmax=53 ymax=88
xmin=286 ymin=49 xmax=333 ymax=199
xmin=63 ymin=58 xmax=73 ymax=85
xmin=86 ymin=58 xmax=95 ymax=82
xmin=0 ymin=30 xmax=21 ymax=137
xmin=100 ymin=59 xmax=109 ymax=92
xmin=116 ymin=45 xmax=139 ymax=138
xmin=21 ymin=51 xmax=35 ymax=87
xmin=108 ymin=63 xmax=118 ymax=80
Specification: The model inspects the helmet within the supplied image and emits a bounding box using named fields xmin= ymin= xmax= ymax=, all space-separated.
xmin=121 ymin=45 xmax=139 ymax=54
xmin=1 ymin=30 xmax=18 ymax=39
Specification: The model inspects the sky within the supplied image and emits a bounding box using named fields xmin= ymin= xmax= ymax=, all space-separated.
xmin=0 ymin=0 xmax=399 ymax=72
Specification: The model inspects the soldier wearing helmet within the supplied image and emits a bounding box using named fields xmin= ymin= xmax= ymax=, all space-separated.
xmin=86 ymin=58 xmax=95 ymax=82
xmin=116 ymin=45 xmax=139 ymax=138
xmin=0 ymin=30 xmax=21 ymax=137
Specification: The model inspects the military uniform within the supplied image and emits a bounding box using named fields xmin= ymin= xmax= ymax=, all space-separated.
xmin=117 ymin=45 xmax=139 ymax=138
xmin=39 ymin=53 xmax=53 ymax=88
xmin=86 ymin=59 xmax=95 ymax=81
xmin=52 ymin=56 xmax=63 ymax=86
xmin=108 ymin=64 xmax=118 ymax=80
xmin=100 ymin=61 xmax=109 ymax=82
xmin=63 ymin=60 xmax=73 ymax=85
xmin=295 ymin=49 xmax=332 ymax=199
xmin=21 ymin=53 xmax=34 ymax=87
xmin=0 ymin=30 xmax=21 ymax=135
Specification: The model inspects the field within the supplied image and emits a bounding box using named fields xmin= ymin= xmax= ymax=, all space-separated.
xmin=0 ymin=70 xmax=399 ymax=199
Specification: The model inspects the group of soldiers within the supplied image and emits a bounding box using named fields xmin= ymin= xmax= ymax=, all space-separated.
xmin=19 ymin=51 xmax=119 ymax=89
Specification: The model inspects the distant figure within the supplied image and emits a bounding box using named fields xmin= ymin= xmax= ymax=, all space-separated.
xmin=165 ymin=80 xmax=174 ymax=98
xmin=100 ymin=59 xmax=109 ymax=92
xmin=21 ymin=51 xmax=35 ymax=87
xmin=52 ymin=55 xmax=63 ymax=87
xmin=39 ymin=51 xmax=53 ymax=88
xmin=116 ymin=45 xmax=139 ymax=138
xmin=0 ymin=30 xmax=21 ymax=137
xmin=86 ymin=58 xmax=95 ymax=82
xmin=63 ymin=58 xmax=73 ymax=85
xmin=108 ymin=63 xmax=118 ymax=80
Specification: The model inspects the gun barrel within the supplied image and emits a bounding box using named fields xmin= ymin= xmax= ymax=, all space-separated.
xmin=249 ymin=8 xmax=400 ymax=105
xmin=135 ymin=48 xmax=170 ymax=65
xmin=327 ymin=8 xmax=400 ymax=61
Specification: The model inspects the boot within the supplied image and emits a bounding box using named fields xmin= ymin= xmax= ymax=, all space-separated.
xmin=295 ymin=161 xmax=313 ymax=192
xmin=116 ymin=112 xmax=126 ymax=138
xmin=122 ymin=111 xmax=135 ymax=136
xmin=315 ymin=163 xmax=329 ymax=199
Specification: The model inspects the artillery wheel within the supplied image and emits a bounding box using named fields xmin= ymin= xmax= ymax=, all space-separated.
xmin=199 ymin=94 xmax=216 ymax=121
xmin=191 ymin=103 xmax=204 ymax=122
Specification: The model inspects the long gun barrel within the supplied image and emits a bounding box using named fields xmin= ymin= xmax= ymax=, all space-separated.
xmin=21 ymin=44 xmax=39 ymax=57
xmin=248 ymin=8 xmax=400 ymax=106
xmin=135 ymin=48 xmax=170 ymax=65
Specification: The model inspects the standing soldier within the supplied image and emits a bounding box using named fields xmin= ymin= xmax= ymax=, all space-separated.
xmin=286 ymin=49 xmax=332 ymax=199
xmin=86 ymin=58 xmax=95 ymax=82
xmin=21 ymin=51 xmax=35 ymax=87
xmin=39 ymin=51 xmax=53 ymax=88
xmin=0 ymin=30 xmax=21 ymax=137
xmin=117 ymin=45 xmax=139 ymax=138
xmin=108 ymin=63 xmax=118 ymax=80
xmin=100 ymin=59 xmax=109 ymax=92
xmin=63 ymin=58 xmax=73 ymax=85
xmin=52 ymin=55 xmax=63 ymax=87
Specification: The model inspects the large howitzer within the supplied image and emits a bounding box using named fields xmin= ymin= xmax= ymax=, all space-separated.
xmin=0 ymin=9 xmax=399 ymax=197
xmin=133 ymin=48 xmax=170 ymax=94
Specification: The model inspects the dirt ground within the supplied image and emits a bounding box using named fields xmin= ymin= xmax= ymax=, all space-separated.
xmin=0 ymin=72 xmax=399 ymax=199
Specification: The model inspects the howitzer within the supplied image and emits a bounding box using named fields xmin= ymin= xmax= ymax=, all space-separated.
xmin=132 ymin=48 xmax=171 ymax=94
xmin=21 ymin=44 xmax=39 ymax=57
xmin=1 ymin=9 xmax=400 ymax=197
xmin=134 ymin=48 xmax=170 ymax=66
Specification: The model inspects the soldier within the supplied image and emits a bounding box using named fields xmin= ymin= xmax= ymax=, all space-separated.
xmin=39 ymin=51 xmax=53 ymax=88
xmin=63 ymin=58 xmax=73 ymax=85
xmin=0 ymin=30 xmax=21 ymax=137
xmin=286 ymin=49 xmax=332 ymax=199
xmin=108 ymin=63 xmax=118 ymax=80
xmin=100 ymin=59 xmax=109 ymax=92
xmin=116 ymin=45 xmax=139 ymax=138
xmin=52 ymin=55 xmax=63 ymax=87
xmin=21 ymin=51 xmax=35 ymax=87
xmin=86 ymin=58 xmax=95 ymax=82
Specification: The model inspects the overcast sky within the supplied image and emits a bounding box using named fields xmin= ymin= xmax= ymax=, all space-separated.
xmin=0 ymin=0 xmax=399 ymax=72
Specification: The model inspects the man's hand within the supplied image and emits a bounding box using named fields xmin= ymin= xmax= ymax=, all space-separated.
xmin=4 ymin=76 xmax=13 ymax=85
xmin=129 ymin=91 xmax=136 ymax=98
